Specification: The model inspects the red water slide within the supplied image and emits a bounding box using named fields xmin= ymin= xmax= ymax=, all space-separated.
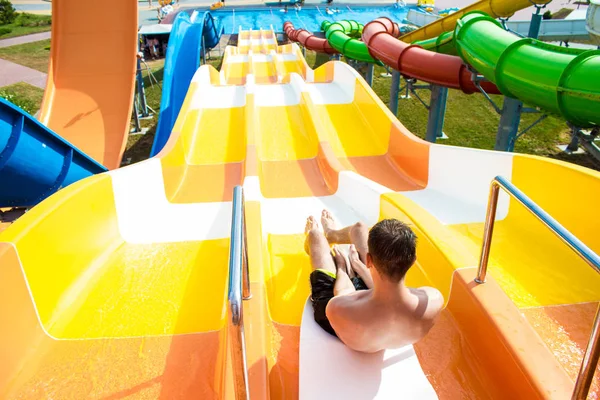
xmin=362 ymin=17 xmax=499 ymax=94
xmin=284 ymin=22 xmax=338 ymax=54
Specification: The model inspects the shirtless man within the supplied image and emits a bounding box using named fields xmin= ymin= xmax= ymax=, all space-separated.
xmin=305 ymin=210 xmax=444 ymax=353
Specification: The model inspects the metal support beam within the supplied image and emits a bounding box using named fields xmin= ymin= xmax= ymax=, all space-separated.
xmin=494 ymin=7 xmax=542 ymax=151
xmin=400 ymin=77 xmax=417 ymax=99
xmin=569 ymin=127 xmax=600 ymax=162
xmin=425 ymin=85 xmax=448 ymax=143
xmin=510 ymin=114 xmax=548 ymax=151
xmin=389 ymin=70 xmax=401 ymax=114
xmin=495 ymin=97 xmax=523 ymax=151
xmin=201 ymin=35 xmax=206 ymax=65
xmin=132 ymin=96 xmax=141 ymax=133
xmin=580 ymin=137 xmax=600 ymax=162
xmin=567 ymin=125 xmax=581 ymax=152
xmin=136 ymin=58 xmax=149 ymax=118
xmin=528 ymin=8 xmax=543 ymax=40
xmin=365 ymin=63 xmax=374 ymax=87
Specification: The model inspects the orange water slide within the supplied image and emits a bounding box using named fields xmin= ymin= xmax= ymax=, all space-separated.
xmin=38 ymin=0 xmax=138 ymax=170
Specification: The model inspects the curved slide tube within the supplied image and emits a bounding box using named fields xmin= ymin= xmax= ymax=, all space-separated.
xmin=284 ymin=22 xmax=338 ymax=54
xmin=0 ymin=98 xmax=107 ymax=207
xmin=322 ymin=20 xmax=380 ymax=63
xmin=413 ymin=31 xmax=457 ymax=55
xmin=455 ymin=11 xmax=600 ymax=127
xmin=151 ymin=11 xmax=223 ymax=156
xmin=38 ymin=0 xmax=138 ymax=170
xmin=362 ymin=18 xmax=500 ymax=94
xmin=400 ymin=0 xmax=550 ymax=43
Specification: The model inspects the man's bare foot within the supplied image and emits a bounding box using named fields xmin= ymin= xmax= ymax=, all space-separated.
xmin=332 ymin=245 xmax=353 ymax=278
xmin=349 ymin=244 xmax=362 ymax=268
xmin=305 ymin=215 xmax=319 ymax=234
xmin=304 ymin=216 xmax=320 ymax=254
xmin=321 ymin=209 xmax=337 ymax=241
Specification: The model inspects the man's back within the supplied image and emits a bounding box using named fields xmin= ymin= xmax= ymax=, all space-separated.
xmin=326 ymin=286 xmax=443 ymax=353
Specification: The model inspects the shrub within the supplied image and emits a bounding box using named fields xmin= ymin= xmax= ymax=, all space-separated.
xmin=0 ymin=26 xmax=11 ymax=36
xmin=543 ymin=10 xmax=552 ymax=20
xmin=14 ymin=13 xmax=52 ymax=27
xmin=0 ymin=0 xmax=17 ymax=25
xmin=0 ymin=90 xmax=38 ymax=115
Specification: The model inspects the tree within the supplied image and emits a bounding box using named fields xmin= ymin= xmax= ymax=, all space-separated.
xmin=0 ymin=0 xmax=17 ymax=25
xmin=543 ymin=10 xmax=552 ymax=20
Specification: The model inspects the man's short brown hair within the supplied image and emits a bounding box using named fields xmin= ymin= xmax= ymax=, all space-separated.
xmin=367 ymin=219 xmax=417 ymax=281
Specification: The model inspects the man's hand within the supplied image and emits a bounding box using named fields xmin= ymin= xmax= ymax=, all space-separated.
xmin=349 ymin=245 xmax=374 ymax=289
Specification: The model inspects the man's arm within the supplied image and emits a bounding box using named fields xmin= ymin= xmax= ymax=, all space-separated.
xmin=331 ymin=245 xmax=356 ymax=297
xmin=334 ymin=263 xmax=356 ymax=296
xmin=348 ymin=245 xmax=374 ymax=289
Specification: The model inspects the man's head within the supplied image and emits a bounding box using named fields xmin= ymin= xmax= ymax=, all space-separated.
xmin=367 ymin=219 xmax=417 ymax=282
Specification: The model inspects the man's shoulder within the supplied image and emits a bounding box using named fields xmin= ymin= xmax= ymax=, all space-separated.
xmin=327 ymin=291 xmax=357 ymax=309
xmin=420 ymin=286 xmax=443 ymax=299
xmin=326 ymin=290 xmax=367 ymax=317
xmin=412 ymin=286 xmax=444 ymax=317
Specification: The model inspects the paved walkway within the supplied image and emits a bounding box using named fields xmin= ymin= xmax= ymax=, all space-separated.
xmin=0 ymin=31 xmax=50 ymax=89
xmin=0 ymin=58 xmax=47 ymax=89
xmin=0 ymin=31 xmax=51 ymax=48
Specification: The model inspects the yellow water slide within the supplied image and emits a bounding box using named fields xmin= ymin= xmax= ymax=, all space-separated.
xmin=400 ymin=0 xmax=550 ymax=43
xmin=38 ymin=0 xmax=138 ymax=169
xmin=1 ymin=30 xmax=599 ymax=399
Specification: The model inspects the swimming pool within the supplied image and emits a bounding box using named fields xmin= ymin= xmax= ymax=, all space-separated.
xmin=209 ymin=4 xmax=416 ymax=34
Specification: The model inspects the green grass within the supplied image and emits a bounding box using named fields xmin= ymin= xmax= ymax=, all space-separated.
xmin=123 ymin=55 xmax=226 ymax=165
xmin=0 ymin=13 xmax=52 ymax=40
xmin=123 ymin=59 xmax=164 ymax=165
xmin=0 ymin=82 xmax=44 ymax=115
xmin=0 ymin=38 xmax=50 ymax=72
xmin=372 ymin=69 xmax=569 ymax=155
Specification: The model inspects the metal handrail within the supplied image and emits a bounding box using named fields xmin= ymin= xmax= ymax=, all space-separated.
xmin=475 ymin=175 xmax=600 ymax=400
xmin=228 ymin=185 xmax=252 ymax=400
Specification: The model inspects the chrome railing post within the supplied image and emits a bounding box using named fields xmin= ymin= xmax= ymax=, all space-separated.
xmin=228 ymin=186 xmax=250 ymax=400
xmin=572 ymin=304 xmax=600 ymax=399
xmin=475 ymin=180 xmax=500 ymax=284
xmin=242 ymin=191 xmax=252 ymax=300
xmin=475 ymin=176 xmax=600 ymax=398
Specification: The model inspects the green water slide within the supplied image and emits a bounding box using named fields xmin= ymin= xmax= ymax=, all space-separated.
xmin=322 ymin=20 xmax=377 ymax=63
xmin=454 ymin=11 xmax=600 ymax=127
xmin=413 ymin=30 xmax=457 ymax=55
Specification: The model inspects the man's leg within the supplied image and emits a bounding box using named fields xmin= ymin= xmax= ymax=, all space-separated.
xmin=306 ymin=216 xmax=341 ymax=337
xmin=332 ymin=245 xmax=355 ymax=295
xmin=321 ymin=210 xmax=373 ymax=288
xmin=321 ymin=210 xmax=369 ymax=264
xmin=305 ymin=216 xmax=336 ymax=274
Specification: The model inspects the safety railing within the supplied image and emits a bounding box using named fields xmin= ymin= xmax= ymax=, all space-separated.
xmin=475 ymin=175 xmax=600 ymax=400
xmin=228 ymin=185 xmax=252 ymax=400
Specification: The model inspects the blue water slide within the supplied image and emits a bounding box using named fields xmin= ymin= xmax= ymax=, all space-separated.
xmin=150 ymin=11 xmax=223 ymax=156
xmin=0 ymin=98 xmax=107 ymax=207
